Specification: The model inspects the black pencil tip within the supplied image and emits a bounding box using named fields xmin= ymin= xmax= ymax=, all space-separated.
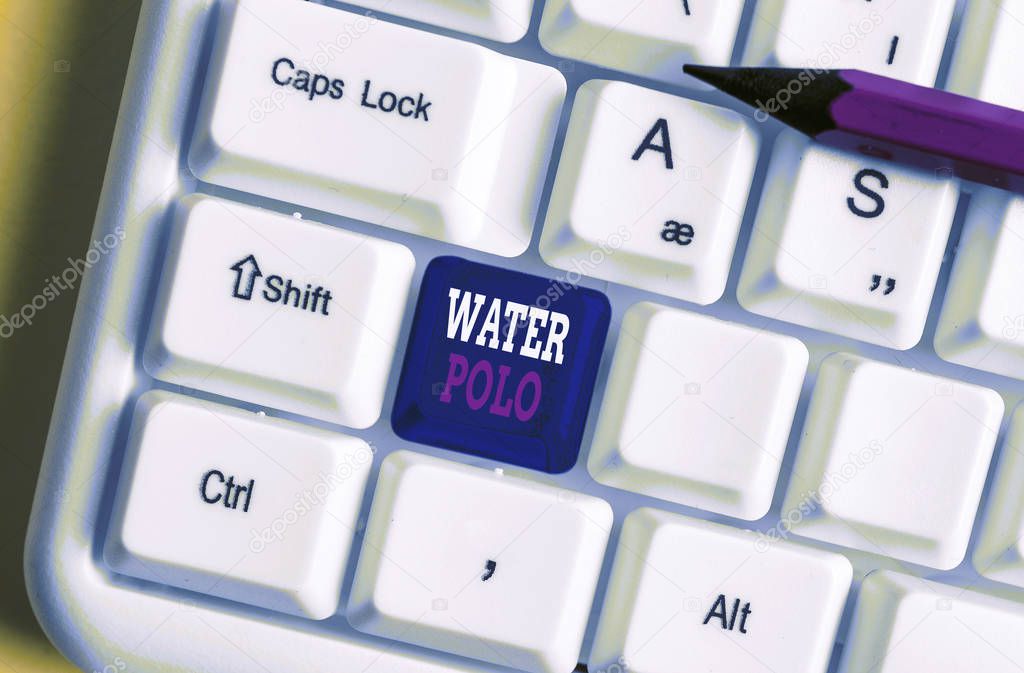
xmin=682 ymin=65 xmax=850 ymax=136
xmin=682 ymin=64 xmax=733 ymax=88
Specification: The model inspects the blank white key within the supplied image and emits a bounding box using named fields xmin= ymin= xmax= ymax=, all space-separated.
xmin=145 ymin=196 xmax=414 ymax=429
xmin=974 ymin=403 xmax=1024 ymax=586
xmin=745 ymin=0 xmax=956 ymax=86
xmin=782 ymin=353 xmax=1002 ymax=570
xmin=540 ymin=80 xmax=759 ymax=305
xmin=935 ymin=189 xmax=1024 ymax=380
xmin=947 ymin=0 xmax=1024 ymax=110
xmin=590 ymin=509 xmax=851 ymax=673
xmin=539 ymin=0 xmax=745 ymax=82
xmin=839 ymin=571 xmax=1024 ymax=673
xmin=104 ymin=392 xmax=372 ymax=619
xmin=349 ymin=0 xmax=533 ymax=43
xmin=190 ymin=0 xmax=565 ymax=258
xmin=348 ymin=451 xmax=612 ymax=673
xmin=737 ymin=130 xmax=958 ymax=349
xmin=588 ymin=302 xmax=807 ymax=520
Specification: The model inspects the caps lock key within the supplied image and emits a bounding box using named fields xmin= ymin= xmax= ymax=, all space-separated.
xmin=189 ymin=0 xmax=566 ymax=258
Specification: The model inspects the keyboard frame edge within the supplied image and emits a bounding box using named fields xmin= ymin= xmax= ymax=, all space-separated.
xmin=22 ymin=3 xmax=494 ymax=672
xmin=24 ymin=0 xmax=210 ymax=665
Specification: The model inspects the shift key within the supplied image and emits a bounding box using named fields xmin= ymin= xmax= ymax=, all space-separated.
xmin=145 ymin=196 xmax=415 ymax=428
xmin=189 ymin=0 xmax=566 ymax=257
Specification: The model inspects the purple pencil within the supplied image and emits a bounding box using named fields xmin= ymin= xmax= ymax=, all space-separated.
xmin=684 ymin=65 xmax=1024 ymax=192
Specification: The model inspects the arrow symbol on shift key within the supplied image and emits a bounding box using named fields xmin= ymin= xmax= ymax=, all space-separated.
xmin=231 ymin=254 xmax=263 ymax=301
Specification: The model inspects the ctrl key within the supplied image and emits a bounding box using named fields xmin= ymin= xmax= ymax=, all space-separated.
xmin=103 ymin=392 xmax=372 ymax=619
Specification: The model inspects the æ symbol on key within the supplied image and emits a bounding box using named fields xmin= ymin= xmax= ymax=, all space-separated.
xmin=231 ymin=254 xmax=263 ymax=301
xmin=481 ymin=559 xmax=497 ymax=582
xmin=662 ymin=220 xmax=694 ymax=246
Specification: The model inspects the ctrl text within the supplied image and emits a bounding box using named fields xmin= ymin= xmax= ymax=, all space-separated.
xmin=200 ymin=469 xmax=255 ymax=513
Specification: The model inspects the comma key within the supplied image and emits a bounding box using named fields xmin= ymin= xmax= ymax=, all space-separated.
xmin=348 ymin=451 xmax=612 ymax=673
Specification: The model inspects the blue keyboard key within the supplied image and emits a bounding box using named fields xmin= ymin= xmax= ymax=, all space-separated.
xmin=393 ymin=256 xmax=611 ymax=473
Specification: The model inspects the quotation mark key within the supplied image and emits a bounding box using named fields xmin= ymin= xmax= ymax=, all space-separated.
xmin=870 ymin=274 xmax=896 ymax=295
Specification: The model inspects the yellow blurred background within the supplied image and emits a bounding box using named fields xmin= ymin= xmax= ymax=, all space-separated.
xmin=0 ymin=1 xmax=142 ymax=670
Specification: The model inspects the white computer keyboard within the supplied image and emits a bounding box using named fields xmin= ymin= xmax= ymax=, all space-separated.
xmin=25 ymin=1 xmax=1024 ymax=673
